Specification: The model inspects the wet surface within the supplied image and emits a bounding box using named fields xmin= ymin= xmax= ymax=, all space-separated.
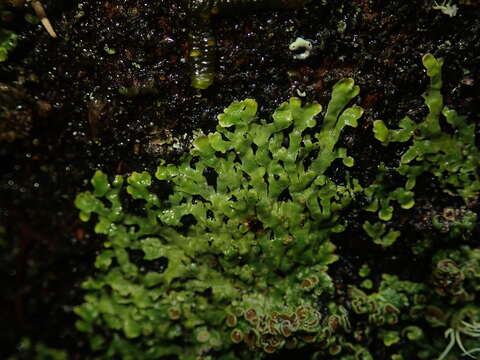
xmin=1 ymin=0 xmax=479 ymax=357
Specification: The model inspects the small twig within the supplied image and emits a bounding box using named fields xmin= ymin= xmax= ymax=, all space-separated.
xmin=30 ymin=0 xmax=57 ymax=38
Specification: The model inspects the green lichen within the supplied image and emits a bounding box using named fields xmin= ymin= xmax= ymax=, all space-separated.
xmin=8 ymin=337 xmax=67 ymax=360
xmin=349 ymin=274 xmax=427 ymax=327
xmin=432 ymin=207 xmax=477 ymax=240
xmin=365 ymin=53 xmax=479 ymax=255
xmin=75 ymin=78 xmax=363 ymax=358
xmin=432 ymin=246 xmax=480 ymax=302
xmin=346 ymin=252 xmax=480 ymax=360
xmin=0 ymin=27 xmax=18 ymax=62
xmin=363 ymin=164 xmax=415 ymax=221
xmin=362 ymin=221 xmax=400 ymax=247
xmin=74 ymin=54 xmax=480 ymax=359
xmin=373 ymin=54 xmax=480 ymax=204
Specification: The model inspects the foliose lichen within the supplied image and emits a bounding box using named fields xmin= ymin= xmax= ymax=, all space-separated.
xmin=75 ymin=54 xmax=480 ymax=359
xmin=373 ymin=54 xmax=480 ymax=205
xmin=75 ymin=77 xmax=363 ymax=358
xmin=366 ymin=53 xmax=479 ymax=250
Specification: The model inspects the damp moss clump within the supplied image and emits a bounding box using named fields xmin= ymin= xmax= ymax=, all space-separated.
xmin=75 ymin=79 xmax=363 ymax=358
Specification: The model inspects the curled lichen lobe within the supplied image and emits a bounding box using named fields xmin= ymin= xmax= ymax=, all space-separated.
xmin=74 ymin=77 xmax=363 ymax=358
xmin=73 ymin=54 xmax=480 ymax=360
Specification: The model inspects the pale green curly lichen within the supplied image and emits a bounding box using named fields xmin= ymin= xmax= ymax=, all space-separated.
xmin=432 ymin=246 xmax=480 ymax=302
xmin=363 ymin=164 xmax=415 ymax=221
xmin=349 ymin=274 xmax=427 ymax=327
xmin=373 ymin=54 xmax=480 ymax=204
xmin=74 ymin=54 xmax=480 ymax=360
xmin=75 ymin=78 xmax=364 ymax=359
xmin=365 ymin=53 xmax=479 ymax=252
xmin=432 ymin=207 xmax=477 ymax=240
xmin=345 ymin=250 xmax=480 ymax=360
xmin=362 ymin=221 xmax=400 ymax=247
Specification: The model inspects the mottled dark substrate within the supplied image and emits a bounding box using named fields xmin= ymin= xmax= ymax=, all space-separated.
xmin=1 ymin=0 xmax=479 ymax=358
